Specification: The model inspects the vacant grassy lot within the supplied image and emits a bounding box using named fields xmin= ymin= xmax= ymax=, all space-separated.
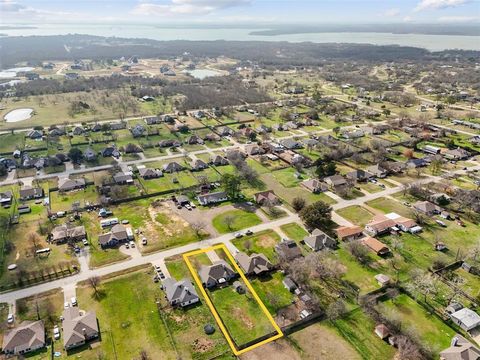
xmin=208 ymin=284 xmax=277 ymax=347
xmin=232 ymin=230 xmax=280 ymax=262
xmin=332 ymin=308 xmax=396 ymax=360
xmin=379 ymin=294 xmax=455 ymax=357
xmin=212 ymin=209 xmax=262 ymax=234
xmin=72 ymin=269 xmax=177 ymax=359
xmin=366 ymin=197 xmax=414 ymax=218
xmin=250 ymin=272 xmax=294 ymax=315
xmin=280 ymin=223 xmax=308 ymax=242
xmin=49 ymin=186 xmax=99 ymax=213
xmin=336 ymin=205 xmax=374 ymax=227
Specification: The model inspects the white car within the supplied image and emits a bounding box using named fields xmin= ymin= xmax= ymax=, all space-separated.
xmin=142 ymin=237 xmax=147 ymax=245
xmin=71 ymin=297 xmax=77 ymax=306
xmin=82 ymin=239 xmax=89 ymax=246
xmin=7 ymin=314 xmax=14 ymax=324
xmin=129 ymin=241 xmax=135 ymax=248
xmin=234 ymin=232 xmax=243 ymax=238
xmin=53 ymin=325 xmax=60 ymax=340
xmin=64 ymin=302 xmax=69 ymax=309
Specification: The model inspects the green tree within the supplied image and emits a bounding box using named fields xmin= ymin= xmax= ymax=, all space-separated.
xmin=315 ymin=160 xmax=336 ymax=178
xmin=222 ymin=173 xmax=242 ymax=200
xmin=299 ymin=201 xmax=333 ymax=233
xmin=68 ymin=147 xmax=83 ymax=164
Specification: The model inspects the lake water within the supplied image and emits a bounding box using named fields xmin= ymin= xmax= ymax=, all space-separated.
xmin=4 ymin=108 xmax=34 ymax=122
xmin=183 ymin=69 xmax=222 ymax=79
xmin=1 ymin=24 xmax=479 ymax=51
xmin=0 ymin=67 xmax=35 ymax=79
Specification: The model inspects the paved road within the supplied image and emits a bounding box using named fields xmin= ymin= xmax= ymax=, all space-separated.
xmin=0 ymin=212 xmax=299 ymax=303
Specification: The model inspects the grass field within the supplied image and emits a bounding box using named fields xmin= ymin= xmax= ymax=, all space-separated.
xmin=332 ymin=308 xmax=396 ymax=360
xmin=280 ymin=223 xmax=308 ymax=241
xmin=249 ymin=272 xmax=294 ymax=315
xmin=379 ymin=294 xmax=455 ymax=357
xmin=366 ymin=197 xmax=414 ymax=218
xmin=232 ymin=230 xmax=280 ymax=262
xmin=336 ymin=206 xmax=374 ymax=227
xmin=212 ymin=209 xmax=262 ymax=234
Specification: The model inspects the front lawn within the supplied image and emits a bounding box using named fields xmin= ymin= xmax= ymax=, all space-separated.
xmin=336 ymin=205 xmax=374 ymax=227
xmin=212 ymin=209 xmax=262 ymax=234
xmin=280 ymin=223 xmax=308 ymax=242
xmin=232 ymin=230 xmax=280 ymax=262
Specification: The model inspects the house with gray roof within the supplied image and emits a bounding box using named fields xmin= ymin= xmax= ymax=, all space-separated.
xmin=58 ymin=178 xmax=86 ymax=192
xmin=0 ymin=190 xmax=13 ymax=207
xmin=197 ymin=191 xmax=228 ymax=206
xmin=199 ymin=261 xmax=237 ymax=288
xmin=234 ymin=252 xmax=273 ymax=276
xmin=301 ymin=178 xmax=328 ymax=193
xmin=324 ymin=175 xmax=347 ymax=189
xmin=190 ymin=159 xmax=208 ymax=171
xmin=50 ymin=224 xmax=86 ymax=244
xmin=130 ymin=124 xmax=145 ymax=137
xmin=2 ymin=320 xmax=45 ymax=356
xmin=162 ymin=277 xmax=199 ymax=307
xmin=303 ymin=228 xmax=337 ymax=251
xmin=19 ymin=186 xmax=44 ymax=200
xmin=163 ymin=161 xmax=184 ymax=173
xmin=280 ymin=138 xmax=302 ymax=150
xmin=139 ymin=168 xmax=162 ymax=179
xmin=62 ymin=307 xmax=99 ymax=350
xmin=84 ymin=148 xmax=97 ymax=161
xmin=450 ymin=308 xmax=480 ymax=332
xmin=275 ymin=240 xmax=302 ymax=261
xmin=112 ymin=172 xmax=133 ymax=185
xmin=413 ymin=201 xmax=442 ymax=216
xmin=440 ymin=334 xmax=480 ymax=360
xmin=98 ymin=224 xmax=131 ymax=248
xmin=367 ymin=164 xmax=388 ymax=178
xmin=210 ymin=155 xmax=229 ymax=166
xmin=346 ymin=169 xmax=373 ymax=182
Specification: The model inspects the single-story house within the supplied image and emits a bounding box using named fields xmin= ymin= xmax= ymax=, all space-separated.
xmin=197 ymin=191 xmax=228 ymax=206
xmin=245 ymin=144 xmax=265 ymax=156
xmin=280 ymin=138 xmax=302 ymax=150
xmin=199 ymin=260 xmax=237 ymax=288
xmin=98 ymin=224 xmax=132 ymax=248
xmin=218 ymin=127 xmax=234 ymax=136
xmin=301 ymin=178 xmax=328 ymax=193
xmin=439 ymin=334 xmax=480 ymax=360
xmin=365 ymin=215 xmax=396 ymax=236
xmin=27 ymin=129 xmax=43 ymax=139
xmin=210 ymin=155 xmax=229 ymax=166
xmin=112 ymin=172 xmax=134 ymax=185
xmin=2 ymin=320 xmax=45 ymax=356
xmin=324 ymin=175 xmax=347 ymax=189
xmin=190 ymin=159 xmax=208 ymax=171
xmin=406 ymin=158 xmax=428 ymax=168
xmin=50 ymin=224 xmax=86 ymax=244
xmin=235 ymin=252 xmax=273 ymax=276
xmin=158 ymin=139 xmax=182 ymax=148
xmin=84 ymin=148 xmax=97 ymax=161
xmin=341 ymin=129 xmax=364 ymax=139
xmin=58 ymin=178 xmax=86 ymax=192
xmin=375 ymin=274 xmax=391 ymax=287
xmin=303 ymin=228 xmax=337 ymax=251
xmin=139 ymin=168 xmax=162 ymax=179
xmin=162 ymin=277 xmax=199 ymax=307
xmin=186 ymin=135 xmax=204 ymax=145
xmin=275 ymin=239 xmax=302 ymax=261
xmin=144 ymin=116 xmax=160 ymax=125
xmin=362 ymin=236 xmax=390 ymax=256
xmin=254 ymin=190 xmax=279 ymax=205
xmin=163 ymin=162 xmax=184 ymax=173
xmin=335 ymin=226 xmax=364 ymax=241
xmin=19 ymin=187 xmax=44 ymax=200
xmin=444 ymin=148 xmax=471 ymax=161
xmin=346 ymin=169 xmax=373 ymax=182
xmin=450 ymin=308 xmax=480 ymax=332
xmin=413 ymin=201 xmax=442 ymax=216
xmin=367 ymin=164 xmax=388 ymax=178
xmin=130 ymin=124 xmax=145 ymax=137
xmin=62 ymin=307 xmax=99 ymax=350
xmin=0 ymin=190 xmax=13 ymax=207
xmin=101 ymin=146 xmax=120 ymax=158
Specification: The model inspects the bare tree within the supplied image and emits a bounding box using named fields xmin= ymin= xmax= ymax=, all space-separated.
xmin=326 ymin=300 xmax=347 ymax=321
xmin=191 ymin=221 xmax=206 ymax=238
xmin=223 ymin=215 xmax=235 ymax=231
xmin=88 ymin=276 xmax=101 ymax=298
xmin=28 ymin=232 xmax=41 ymax=253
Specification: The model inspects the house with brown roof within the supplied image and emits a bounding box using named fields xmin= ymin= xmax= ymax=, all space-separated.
xmin=199 ymin=261 xmax=237 ymax=288
xmin=301 ymin=179 xmax=328 ymax=193
xmin=190 ymin=159 xmax=208 ymax=171
xmin=365 ymin=215 xmax=396 ymax=236
xmin=254 ymin=190 xmax=279 ymax=205
xmin=19 ymin=186 xmax=44 ymax=200
xmin=413 ymin=201 xmax=442 ymax=216
xmin=50 ymin=224 xmax=86 ymax=244
xmin=235 ymin=252 xmax=273 ymax=276
xmin=245 ymin=144 xmax=265 ymax=156
xmin=346 ymin=169 xmax=373 ymax=182
xmin=361 ymin=237 xmax=390 ymax=256
xmin=2 ymin=320 xmax=45 ymax=356
xmin=374 ymin=324 xmax=391 ymax=340
xmin=210 ymin=155 xmax=229 ymax=166
xmin=324 ymin=175 xmax=347 ymax=189
xmin=62 ymin=307 xmax=99 ymax=350
xmin=139 ymin=168 xmax=162 ymax=179
xmin=335 ymin=226 xmax=363 ymax=241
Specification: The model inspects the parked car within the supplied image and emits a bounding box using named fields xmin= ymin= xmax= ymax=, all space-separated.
xmin=82 ymin=239 xmax=89 ymax=246
xmin=436 ymin=220 xmax=447 ymax=227
xmin=7 ymin=314 xmax=14 ymax=324
xmin=234 ymin=232 xmax=243 ymax=238
xmin=71 ymin=297 xmax=77 ymax=306
xmin=185 ymin=204 xmax=192 ymax=211
xmin=190 ymin=203 xmax=196 ymax=209
xmin=53 ymin=325 xmax=60 ymax=340
xmin=245 ymin=230 xmax=253 ymax=235
xmin=122 ymin=219 xmax=129 ymax=224
xmin=125 ymin=243 xmax=129 ymax=249
xmin=142 ymin=237 xmax=147 ymax=245
xmin=64 ymin=302 xmax=69 ymax=309
xmin=129 ymin=241 xmax=135 ymax=248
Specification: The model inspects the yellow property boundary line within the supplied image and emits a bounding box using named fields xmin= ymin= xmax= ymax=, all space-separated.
xmin=183 ymin=244 xmax=284 ymax=355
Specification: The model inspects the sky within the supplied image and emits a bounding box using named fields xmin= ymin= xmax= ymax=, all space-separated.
xmin=1 ymin=0 xmax=479 ymax=24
